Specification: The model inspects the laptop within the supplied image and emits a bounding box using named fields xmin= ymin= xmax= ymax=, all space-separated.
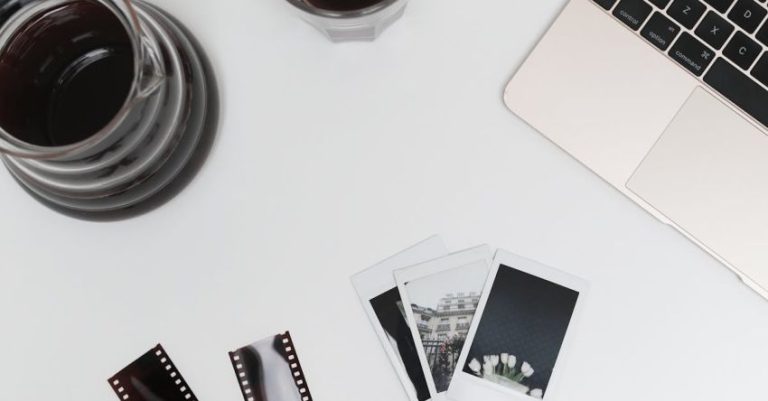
xmin=505 ymin=0 xmax=768 ymax=299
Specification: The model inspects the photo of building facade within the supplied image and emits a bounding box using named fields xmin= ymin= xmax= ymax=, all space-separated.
xmin=400 ymin=258 xmax=490 ymax=393
xmin=411 ymin=292 xmax=480 ymax=341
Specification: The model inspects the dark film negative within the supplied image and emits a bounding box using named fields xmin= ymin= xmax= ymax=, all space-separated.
xmin=229 ymin=331 xmax=312 ymax=401
xmin=108 ymin=344 xmax=198 ymax=401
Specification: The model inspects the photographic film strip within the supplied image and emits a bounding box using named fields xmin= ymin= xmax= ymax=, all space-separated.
xmin=229 ymin=331 xmax=313 ymax=401
xmin=108 ymin=344 xmax=198 ymax=401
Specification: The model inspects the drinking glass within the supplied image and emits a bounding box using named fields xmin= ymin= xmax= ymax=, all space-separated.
xmin=286 ymin=0 xmax=408 ymax=42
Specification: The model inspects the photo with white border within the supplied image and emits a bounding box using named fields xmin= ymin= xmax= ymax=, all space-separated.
xmin=447 ymin=250 xmax=588 ymax=401
xmin=395 ymin=245 xmax=493 ymax=399
xmin=351 ymin=236 xmax=448 ymax=401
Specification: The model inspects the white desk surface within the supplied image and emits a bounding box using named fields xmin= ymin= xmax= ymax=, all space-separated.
xmin=1 ymin=0 xmax=767 ymax=400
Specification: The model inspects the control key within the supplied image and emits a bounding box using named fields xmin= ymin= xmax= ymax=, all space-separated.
xmin=613 ymin=0 xmax=653 ymax=30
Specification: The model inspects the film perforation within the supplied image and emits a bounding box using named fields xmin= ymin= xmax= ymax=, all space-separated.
xmin=229 ymin=352 xmax=256 ymax=401
xmin=154 ymin=345 xmax=196 ymax=401
xmin=109 ymin=377 xmax=130 ymax=400
xmin=280 ymin=332 xmax=312 ymax=401
xmin=108 ymin=344 xmax=199 ymax=401
xmin=228 ymin=331 xmax=313 ymax=401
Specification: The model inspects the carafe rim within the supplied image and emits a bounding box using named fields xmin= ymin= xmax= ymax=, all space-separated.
xmin=0 ymin=0 xmax=159 ymax=160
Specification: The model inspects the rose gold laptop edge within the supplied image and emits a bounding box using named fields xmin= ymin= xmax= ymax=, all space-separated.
xmin=505 ymin=0 xmax=768 ymax=299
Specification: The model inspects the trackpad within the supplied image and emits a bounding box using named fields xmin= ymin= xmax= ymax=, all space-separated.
xmin=627 ymin=88 xmax=768 ymax=288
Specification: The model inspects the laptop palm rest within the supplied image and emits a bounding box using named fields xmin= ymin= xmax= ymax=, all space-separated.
xmin=628 ymin=87 xmax=768 ymax=291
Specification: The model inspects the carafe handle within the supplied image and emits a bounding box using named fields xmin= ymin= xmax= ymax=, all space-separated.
xmin=105 ymin=0 xmax=165 ymax=98
xmin=137 ymin=33 xmax=165 ymax=97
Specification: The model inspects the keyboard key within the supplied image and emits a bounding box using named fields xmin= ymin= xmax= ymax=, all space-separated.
xmin=594 ymin=0 xmax=619 ymax=9
xmin=728 ymin=0 xmax=767 ymax=33
xmin=695 ymin=11 xmax=735 ymax=49
xmin=649 ymin=0 xmax=673 ymax=7
xmin=669 ymin=32 xmax=716 ymax=76
xmin=668 ymin=0 xmax=707 ymax=28
xmin=703 ymin=0 xmax=735 ymax=12
xmin=755 ymin=20 xmax=768 ymax=46
xmin=751 ymin=52 xmax=768 ymax=86
xmin=723 ymin=32 xmax=762 ymax=69
xmin=642 ymin=12 xmax=682 ymax=50
xmin=705 ymin=58 xmax=768 ymax=128
xmin=613 ymin=0 xmax=653 ymax=29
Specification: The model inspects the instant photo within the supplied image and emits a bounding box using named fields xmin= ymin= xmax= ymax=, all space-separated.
xmin=108 ymin=344 xmax=198 ymax=401
xmin=352 ymin=236 xmax=448 ymax=401
xmin=369 ymin=288 xmax=432 ymax=401
xmin=449 ymin=251 xmax=587 ymax=401
xmin=395 ymin=246 xmax=492 ymax=397
xmin=229 ymin=331 xmax=311 ymax=401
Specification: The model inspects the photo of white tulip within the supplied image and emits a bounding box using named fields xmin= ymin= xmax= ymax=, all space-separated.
xmin=466 ymin=354 xmax=543 ymax=398
xmin=448 ymin=251 xmax=588 ymax=401
xmin=458 ymin=260 xmax=582 ymax=399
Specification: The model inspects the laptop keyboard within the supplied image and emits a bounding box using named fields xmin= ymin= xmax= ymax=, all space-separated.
xmin=595 ymin=0 xmax=768 ymax=128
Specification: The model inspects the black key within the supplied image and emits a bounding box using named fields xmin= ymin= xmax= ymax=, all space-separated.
xmin=649 ymin=0 xmax=673 ymax=7
xmin=728 ymin=0 xmax=767 ymax=33
xmin=668 ymin=0 xmax=707 ymax=28
xmin=613 ymin=0 xmax=653 ymax=29
xmin=669 ymin=32 xmax=716 ymax=75
xmin=723 ymin=32 xmax=762 ymax=69
xmin=755 ymin=20 xmax=768 ymax=46
xmin=751 ymin=52 xmax=768 ymax=86
xmin=594 ymin=0 xmax=619 ymax=9
xmin=642 ymin=12 xmax=682 ymax=50
xmin=704 ymin=0 xmax=735 ymax=12
xmin=705 ymin=58 xmax=768 ymax=128
xmin=695 ymin=11 xmax=735 ymax=49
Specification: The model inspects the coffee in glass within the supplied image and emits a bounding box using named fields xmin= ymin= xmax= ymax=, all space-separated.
xmin=286 ymin=0 xmax=408 ymax=41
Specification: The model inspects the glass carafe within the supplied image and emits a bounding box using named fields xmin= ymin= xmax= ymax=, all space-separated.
xmin=0 ymin=0 xmax=217 ymax=220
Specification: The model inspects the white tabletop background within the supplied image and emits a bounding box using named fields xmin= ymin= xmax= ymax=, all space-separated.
xmin=1 ymin=0 xmax=767 ymax=400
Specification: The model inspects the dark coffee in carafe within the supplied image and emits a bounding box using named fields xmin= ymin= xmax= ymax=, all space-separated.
xmin=0 ymin=0 xmax=217 ymax=220
xmin=0 ymin=0 xmax=134 ymax=146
